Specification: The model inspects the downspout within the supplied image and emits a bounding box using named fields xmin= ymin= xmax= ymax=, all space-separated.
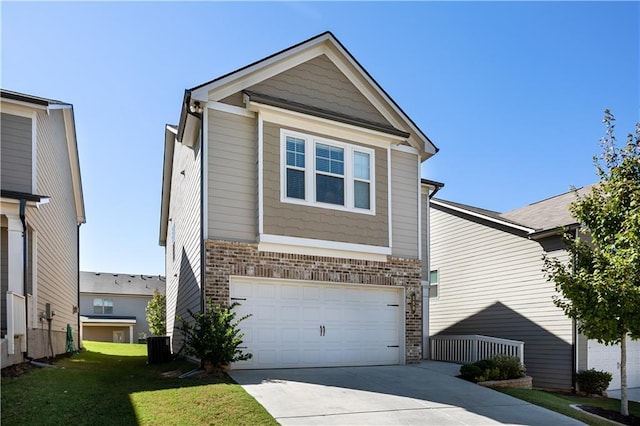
xmin=77 ymin=223 xmax=82 ymax=349
xmin=19 ymin=199 xmax=30 ymax=358
xmin=571 ymin=227 xmax=578 ymax=392
xmin=199 ymin=111 xmax=205 ymax=314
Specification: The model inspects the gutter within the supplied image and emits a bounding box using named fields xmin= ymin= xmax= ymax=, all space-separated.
xmin=77 ymin=223 xmax=82 ymax=349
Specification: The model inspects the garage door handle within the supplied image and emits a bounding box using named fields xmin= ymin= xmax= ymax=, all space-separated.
xmin=320 ymin=325 xmax=325 ymax=336
xmin=387 ymin=304 xmax=399 ymax=307
xmin=387 ymin=345 xmax=399 ymax=348
xmin=230 ymin=297 xmax=247 ymax=301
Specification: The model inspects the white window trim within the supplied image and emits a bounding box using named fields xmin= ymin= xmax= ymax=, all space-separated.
xmin=280 ymin=128 xmax=376 ymax=215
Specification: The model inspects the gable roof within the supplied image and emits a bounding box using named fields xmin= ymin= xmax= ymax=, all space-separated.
xmin=188 ymin=32 xmax=438 ymax=157
xmin=80 ymin=271 xmax=166 ymax=296
xmin=432 ymin=184 xmax=596 ymax=236
xmin=1 ymin=89 xmax=86 ymax=224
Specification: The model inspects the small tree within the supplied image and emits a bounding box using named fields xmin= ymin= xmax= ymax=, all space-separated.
xmin=543 ymin=110 xmax=640 ymax=416
xmin=178 ymin=300 xmax=252 ymax=374
xmin=145 ymin=290 xmax=166 ymax=336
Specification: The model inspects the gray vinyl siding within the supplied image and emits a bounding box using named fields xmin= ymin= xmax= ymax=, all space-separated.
xmin=1 ymin=227 xmax=7 ymax=331
xmin=79 ymin=294 xmax=157 ymax=339
xmin=23 ymin=109 xmax=79 ymax=359
xmin=429 ymin=206 xmax=573 ymax=389
xmin=262 ymin=121 xmax=389 ymax=247
xmin=248 ymin=54 xmax=390 ymax=127
xmin=1 ymin=112 xmax=33 ymax=193
xmin=207 ymin=109 xmax=257 ymax=242
xmin=391 ymin=150 xmax=419 ymax=258
xmin=165 ymin=131 xmax=201 ymax=353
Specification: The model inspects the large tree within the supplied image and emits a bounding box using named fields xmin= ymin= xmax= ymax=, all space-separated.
xmin=544 ymin=110 xmax=640 ymax=416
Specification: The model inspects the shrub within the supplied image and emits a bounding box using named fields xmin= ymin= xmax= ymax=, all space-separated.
xmin=145 ymin=290 xmax=166 ymax=336
xmin=459 ymin=355 xmax=525 ymax=382
xmin=492 ymin=354 xmax=526 ymax=380
xmin=178 ymin=300 xmax=252 ymax=374
xmin=576 ymin=369 xmax=613 ymax=395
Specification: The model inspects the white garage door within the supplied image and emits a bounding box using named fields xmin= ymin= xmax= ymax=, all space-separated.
xmin=588 ymin=338 xmax=640 ymax=390
xmin=230 ymin=277 xmax=403 ymax=369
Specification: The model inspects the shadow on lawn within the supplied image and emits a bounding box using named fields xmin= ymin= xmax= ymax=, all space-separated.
xmin=1 ymin=348 xmax=229 ymax=426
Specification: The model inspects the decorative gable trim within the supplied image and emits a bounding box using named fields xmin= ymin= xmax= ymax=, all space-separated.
xmin=189 ymin=32 xmax=436 ymax=158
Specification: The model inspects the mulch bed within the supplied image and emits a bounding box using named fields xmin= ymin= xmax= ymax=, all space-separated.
xmin=578 ymin=405 xmax=640 ymax=426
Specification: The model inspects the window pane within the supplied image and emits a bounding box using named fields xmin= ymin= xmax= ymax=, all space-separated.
xmin=316 ymin=144 xmax=344 ymax=176
xmin=104 ymin=305 xmax=113 ymax=314
xmin=286 ymin=169 xmax=305 ymax=199
xmin=286 ymin=137 xmax=305 ymax=167
xmin=316 ymin=174 xmax=344 ymax=205
xmin=104 ymin=299 xmax=113 ymax=307
xmin=354 ymin=181 xmax=370 ymax=209
xmin=354 ymin=152 xmax=370 ymax=180
xmin=93 ymin=298 xmax=102 ymax=307
xmin=430 ymin=270 xmax=438 ymax=284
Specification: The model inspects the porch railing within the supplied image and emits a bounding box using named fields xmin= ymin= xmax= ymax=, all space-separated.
xmin=430 ymin=334 xmax=524 ymax=364
xmin=6 ymin=291 xmax=26 ymax=355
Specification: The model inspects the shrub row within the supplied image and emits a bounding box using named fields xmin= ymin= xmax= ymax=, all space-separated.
xmin=460 ymin=355 xmax=525 ymax=383
xmin=576 ymin=369 xmax=612 ymax=395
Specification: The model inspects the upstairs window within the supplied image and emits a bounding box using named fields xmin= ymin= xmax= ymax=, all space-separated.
xmin=93 ymin=298 xmax=113 ymax=314
xmin=281 ymin=129 xmax=375 ymax=214
xmin=429 ymin=270 xmax=439 ymax=298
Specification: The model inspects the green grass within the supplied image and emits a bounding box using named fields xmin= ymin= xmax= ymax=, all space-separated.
xmin=1 ymin=341 xmax=277 ymax=426
xmin=495 ymin=387 xmax=640 ymax=426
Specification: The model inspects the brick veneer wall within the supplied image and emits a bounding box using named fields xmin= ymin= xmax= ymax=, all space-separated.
xmin=203 ymin=239 xmax=423 ymax=363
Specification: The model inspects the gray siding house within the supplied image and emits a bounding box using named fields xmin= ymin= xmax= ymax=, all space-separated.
xmin=428 ymin=187 xmax=640 ymax=390
xmin=159 ymin=32 xmax=442 ymax=368
xmin=79 ymin=272 xmax=166 ymax=344
xmin=1 ymin=89 xmax=85 ymax=367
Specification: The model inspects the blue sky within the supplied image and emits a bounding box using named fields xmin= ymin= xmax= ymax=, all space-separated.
xmin=2 ymin=2 xmax=638 ymax=275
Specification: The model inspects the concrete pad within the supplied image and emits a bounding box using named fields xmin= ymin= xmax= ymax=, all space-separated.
xmin=229 ymin=361 xmax=585 ymax=425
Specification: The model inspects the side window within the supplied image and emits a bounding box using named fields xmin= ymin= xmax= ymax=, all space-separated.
xmin=285 ymin=136 xmax=306 ymax=199
xmin=429 ymin=270 xmax=439 ymax=298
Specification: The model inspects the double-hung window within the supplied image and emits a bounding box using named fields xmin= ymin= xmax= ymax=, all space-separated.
xmin=281 ymin=129 xmax=375 ymax=213
xmin=93 ymin=298 xmax=113 ymax=314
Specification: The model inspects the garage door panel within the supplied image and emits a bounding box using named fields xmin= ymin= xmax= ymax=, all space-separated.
xmin=231 ymin=279 xmax=403 ymax=369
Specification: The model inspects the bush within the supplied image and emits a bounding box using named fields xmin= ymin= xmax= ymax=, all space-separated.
xmin=576 ymin=369 xmax=613 ymax=395
xmin=492 ymin=354 xmax=526 ymax=380
xmin=145 ymin=290 xmax=166 ymax=336
xmin=178 ymin=300 xmax=252 ymax=374
xmin=460 ymin=355 xmax=525 ymax=382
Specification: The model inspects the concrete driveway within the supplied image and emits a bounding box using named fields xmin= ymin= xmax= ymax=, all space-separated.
xmin=229 ymin=361 xmax=584 ymax=425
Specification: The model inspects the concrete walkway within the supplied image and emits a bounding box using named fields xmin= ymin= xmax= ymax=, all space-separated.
xmin=229 ymin=361 xmax=584 ymax=425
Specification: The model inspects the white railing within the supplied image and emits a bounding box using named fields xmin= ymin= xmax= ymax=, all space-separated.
xmin=6 ymin=291 xmax=27 ymax=355
xmin=430 ymin=334 xmax=524 ymax=364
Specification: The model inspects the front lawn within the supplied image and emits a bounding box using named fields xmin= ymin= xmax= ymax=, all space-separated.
xmin=495 ymin=387 xmax=640 ymax=426
xmin=1 ymin=341 xmax=277 ymax=426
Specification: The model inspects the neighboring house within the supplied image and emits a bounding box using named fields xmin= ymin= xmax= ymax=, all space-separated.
xmin=79 ymin=271 xmax=166 ymax=344
xmin=1 ymin=89 xmax=85 ymax=367
xmin=159 ymin=32 xmax=443 ymax=369
xmin=428 ymin=186 xmax=640 ymax=390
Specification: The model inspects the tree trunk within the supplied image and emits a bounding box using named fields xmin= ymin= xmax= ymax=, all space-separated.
xmin=621 ymin=334 xmax=628 ymax=416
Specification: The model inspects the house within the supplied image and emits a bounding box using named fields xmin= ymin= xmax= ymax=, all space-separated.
xmin=159 ymin=32 xmax=443 ymax=368
xmin=79 ymin=271 xmax=166 ymax=344
xmin=1 ymin=89 xmax=85 ymax=367
xmin=428 ymin=186 xmax=640 ymax=390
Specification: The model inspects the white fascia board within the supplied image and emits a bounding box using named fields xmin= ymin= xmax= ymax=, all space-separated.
xmin=192 ymin=41 xmax=330 ymax=102
xmin=430 ymin=199 xmax=536 ymax=233
xmin=259 ymin=233 xmax=391 ymax=261
xmin=391 ymin=143 xmax=419 ymax=155
xmin=159 ymin=127 xmax=176 ymax=246
xmin=206 ymin=101 xmax=255 ymax=118
xmin=0 ymin=98 xmax=48 ymax=112
xmin=251 ymin=102 xmax=405 ymax=148
xmin=323 ymin=45 xmax=433 ymax=155
xmin=62 ymin=108 xmax=86 ymax=224
xmin=80 ymin=318 xmax=137 ymax=325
